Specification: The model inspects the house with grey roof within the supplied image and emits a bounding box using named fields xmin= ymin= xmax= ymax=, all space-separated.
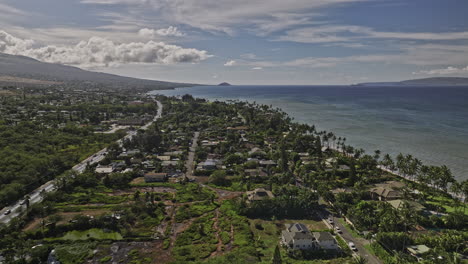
xmin=246 ymin=188 xmax=274 ymax=203
xmin=313 ymin=232 xmax=338 ymax=250
xmin=281 ymin=223 xmax=316 ymax=250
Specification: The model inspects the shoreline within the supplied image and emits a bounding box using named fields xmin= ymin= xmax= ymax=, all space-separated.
xmin=149 ymin=86 xmax=468 ymax=182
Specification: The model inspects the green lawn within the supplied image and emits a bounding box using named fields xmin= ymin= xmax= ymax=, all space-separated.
xmin=426 ymin=195 xmax=467 ymax=215
xmin=59 ymin=228 xmax=123 ymax=241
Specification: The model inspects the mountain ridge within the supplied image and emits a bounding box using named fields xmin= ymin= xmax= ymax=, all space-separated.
xmin=356 ymin=77 xmax=468 ymax=86
xmin=0 ymin=53 xmax=196 ymax=90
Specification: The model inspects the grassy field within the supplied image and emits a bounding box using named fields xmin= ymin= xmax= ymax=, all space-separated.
xmin=59 ymin=228 xmax=123 ymax=241
xmin=426 ymin=195 xmax=467 ymax=215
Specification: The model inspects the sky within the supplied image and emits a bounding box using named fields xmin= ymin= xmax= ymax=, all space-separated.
xmin=1 ymin=0 xmax=468 ymax=85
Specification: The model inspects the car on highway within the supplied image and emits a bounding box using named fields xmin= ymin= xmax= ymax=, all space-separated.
xmin=335 ymin=226 xmax=342 ymax=234
xmin=348 ymin=242 xmax=357 ymax=251
xmin=327 ymin=218 xmax=334 ymax=224
xmin=4 ymin=209 xmax=11 ymax=215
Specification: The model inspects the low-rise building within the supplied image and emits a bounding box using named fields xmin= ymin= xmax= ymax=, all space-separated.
xmin=144 ymin=172 xmax=168 ymax=183
xmin=244 ymin=168 xmax=268 ymax=178
xmin=246 ymin=188 xmax=274 ymax=202
xmin=95 ymin=164 xmax=115 ymax=174
xmin=281 ymin=223 xmax=316 ymax=250
xmin=312 ymin=232 xmax=338 ymax=250
xmin=406 ymin=245 xmax=430 ymax=261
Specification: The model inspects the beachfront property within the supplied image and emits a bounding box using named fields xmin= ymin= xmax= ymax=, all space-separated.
xmin=369 ymin=181 xmax=405 ymax=201
xmin=387 ymin=199 xmax=425 ymax=212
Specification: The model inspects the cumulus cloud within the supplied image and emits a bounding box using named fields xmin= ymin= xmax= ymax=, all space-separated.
xmin=224 ymin=60 xmax=236 ymax=66
xmin=138 ymin=26 xmax=185 ymax=38
xmin=412 ymin=66 xmax=468 ymax=75
xmin=0 ymin=30 xmax=210 ymax=68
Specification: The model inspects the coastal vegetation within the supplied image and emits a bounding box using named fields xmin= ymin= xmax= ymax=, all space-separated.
xmin=0 ymin=87 xmax=466 ymax=263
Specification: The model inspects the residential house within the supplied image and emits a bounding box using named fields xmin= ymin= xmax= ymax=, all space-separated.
xmin=259 ymin=160 xmax=277 ymax=167
xmin=370 ymin=181 xmax=405 ymax=201
xmin=144 ymin=172 xmax=168 ymax=183
xmin=313 ymin=232 xmax=338 ymax=250
xmin=370 ymin=187 xmax=401 ymax=201
xmin=95 ymin=164 xmax=114 ymax=174
xmin=197 ymin=159 xmax=220 ymax=170
xmin=281 ymin=223 xmax=316 ymax=250
xmin=244 ymin=168 xmax=268 ymax=178
xmin=246 ymin=188 xmax=274 ymax=202
xmin=156 ymin=155 xmax=171 ymax=161
xmin=387 ymin=200 xmax=425 ymax=212
xmin=406 ymin=245 xmax=431 ymax=261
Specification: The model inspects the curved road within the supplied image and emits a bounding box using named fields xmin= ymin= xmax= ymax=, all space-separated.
xmin=0 ymin=100 xmax=162 ymax=224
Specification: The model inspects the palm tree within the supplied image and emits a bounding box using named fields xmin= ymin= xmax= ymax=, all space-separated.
xmin=396 ymin=153 xmax=405 ymax=176
xmin=24 ymin=195 xmax=30 ymax=209
xmin=272 ymin=245 xmax=282 ymax=264
xmin=439 ymin=165 xmax=455 ymax=192
xmin=381 ymin=154 xmax=395 ymax=171
xmin=373 ymin=150 xmax=381 ymax=162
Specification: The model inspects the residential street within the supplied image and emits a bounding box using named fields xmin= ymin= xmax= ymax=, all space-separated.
xmin=185 ymin=131 xmax=200 ymax=180
xmin=322 ymin=211 xmax=382 ymax=264
xmin=0 ymin=100 xmax=163 ymax=224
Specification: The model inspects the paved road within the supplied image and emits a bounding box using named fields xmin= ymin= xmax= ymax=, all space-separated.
xmin=0 ymin=100 xmax=163 ymax=224
xmin=185 ymin=131 xmax=200 ymax=180
xmin=321 ymin=212 xmax=382 ymax=264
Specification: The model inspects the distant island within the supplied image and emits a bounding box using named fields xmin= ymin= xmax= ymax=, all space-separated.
xmin=218 ymin=82 xmax=232 ymax=86
xmin=356 ymin=77 xmax=468 ymax=86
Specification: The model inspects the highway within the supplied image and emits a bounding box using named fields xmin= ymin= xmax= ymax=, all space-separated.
xmin=0 ymin=99 xmax=162 ymax=224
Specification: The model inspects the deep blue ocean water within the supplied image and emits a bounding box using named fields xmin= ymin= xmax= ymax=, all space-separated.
xmin=151 ymin=85 xmax=468 ymax=181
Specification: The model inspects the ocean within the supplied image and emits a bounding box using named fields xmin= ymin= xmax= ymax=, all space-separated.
xmin=151 ymin=85 xmax=468 ymax=181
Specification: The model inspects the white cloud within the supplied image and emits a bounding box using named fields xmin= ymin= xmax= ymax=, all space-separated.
xmin=277 ymin=25 xmax=468 ymax=43
xmin=252 ymin=67 xmax=263 ymax=70
xmin=412 ymin=66 xmax=468 ymax=75
xmin=0 ymin=30 xmax=210 ymax=68
xmin=224 ymin=60 xmax=236 ymax=66
xmin=138 ymin=26 xmax=185 ymax=38
xmin=240 ymin=53 xmax=258 ymax=59
xmin=80 ymin=0 xmax=366 ymax=35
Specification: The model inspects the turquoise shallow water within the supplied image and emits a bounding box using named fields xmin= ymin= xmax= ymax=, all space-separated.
xmin=152 ymin=85 xmax=468 ymax=181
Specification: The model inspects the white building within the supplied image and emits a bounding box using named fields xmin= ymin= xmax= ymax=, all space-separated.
xmin=281 ymin=223 xmax=315 ymax=250
xmin=313 ymin=232 xmax=338 ymax=250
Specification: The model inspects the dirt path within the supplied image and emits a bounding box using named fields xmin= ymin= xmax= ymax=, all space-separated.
xmin=210 ymin=209 xmax=223 ymax=257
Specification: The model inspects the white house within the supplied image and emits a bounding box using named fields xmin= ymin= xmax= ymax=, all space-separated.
xmin=313 ymin=232 xmax=338 ymax=250
xmin=95 ymin=164 xmax=114 ymax=174
xmin=281 ymin=223 xmax=316 ymax=250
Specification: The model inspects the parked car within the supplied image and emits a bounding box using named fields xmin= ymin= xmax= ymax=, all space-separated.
xmin=348 ymin=242 xmax=357 ymax=251
xmin=4 ymin=209 xmax=11 ymax=215
xmin=335 ymin=227 xmax=342 ymax=234
xmin=328 ymin=218 xmax=334 ymax=224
